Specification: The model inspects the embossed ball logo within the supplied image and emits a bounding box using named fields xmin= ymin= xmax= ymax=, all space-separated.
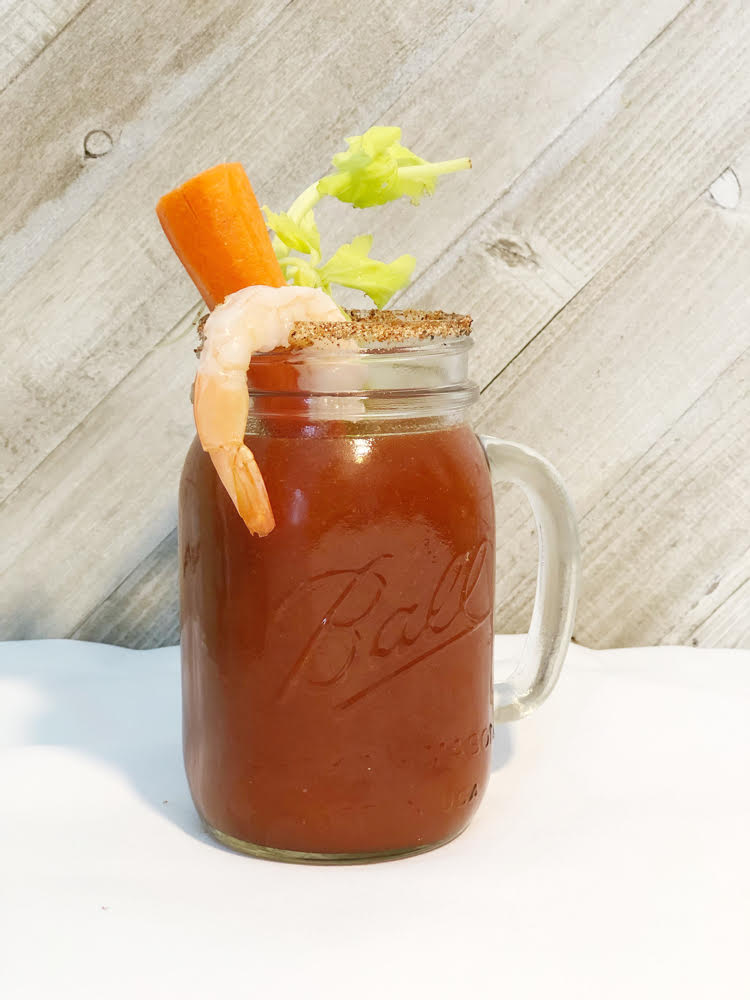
xmin=276 ymin=541 xmax=493 ymax=708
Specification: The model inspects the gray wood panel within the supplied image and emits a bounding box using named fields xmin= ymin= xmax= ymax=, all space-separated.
xmin=2 ymin=0 xmax=749 ymax=648
xmin=0 ymin=0 xmax=89 ymax=90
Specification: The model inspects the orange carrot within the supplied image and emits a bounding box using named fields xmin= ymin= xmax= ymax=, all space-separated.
xmin=156 ymin=162 xmax=285 ymax=309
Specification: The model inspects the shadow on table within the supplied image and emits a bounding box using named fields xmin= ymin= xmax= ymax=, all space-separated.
xmin=491 ymin=723 xmax=512 ymax=773
xmin=1 ymin=639 xmax=514 ymax=848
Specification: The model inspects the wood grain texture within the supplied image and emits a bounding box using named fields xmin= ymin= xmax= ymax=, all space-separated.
xmin=0 ymin=0 xmax=89 ymax=91
xmin=579 ymin=346 xmax=750 ymax=646
xmin=409 ymin=0 xmax=750 ymax=383
xmin=72 ymin=529 xmax=180 ymax=647
xmin=472 ymin=179 xmax=750 ymax=644
xmin=2 ymin=0 xmax=749 ymax=648
xmin=689 ymin=578 xmax=750 ymax=647
xmin=473 ymin=121 xmax=750 ymax=646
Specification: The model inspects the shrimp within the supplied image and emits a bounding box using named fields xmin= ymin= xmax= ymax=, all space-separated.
xmin=194 ymin=284 xmax=343 ymax=535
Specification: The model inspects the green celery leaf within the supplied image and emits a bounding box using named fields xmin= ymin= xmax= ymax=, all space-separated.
xmin=262 ymin=205 xmax=320 ymax=256
xmin=317 ymin=126 xmax=470 ymax=208
xmin=318 ymin=235 xmax=416 ymax=309
xmin=280 ymin=255 xmax=323 ymax=288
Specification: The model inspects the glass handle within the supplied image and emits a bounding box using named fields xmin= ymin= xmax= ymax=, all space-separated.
xmin=478 ymin=435 xmax=580 ymax=723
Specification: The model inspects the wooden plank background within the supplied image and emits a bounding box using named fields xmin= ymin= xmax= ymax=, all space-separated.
xmin=1 ymin=0 xmax=749 ymax=649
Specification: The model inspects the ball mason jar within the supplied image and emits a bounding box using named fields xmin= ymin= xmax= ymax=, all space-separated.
xmin=179 ymin=317 xmax=579 ymax=863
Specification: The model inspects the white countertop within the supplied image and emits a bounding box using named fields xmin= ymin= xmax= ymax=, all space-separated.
xmin=1 ymin=637 xmax=748 ymax=999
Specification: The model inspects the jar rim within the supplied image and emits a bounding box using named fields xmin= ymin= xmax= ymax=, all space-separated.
xmin=282 ymin=307 xmax=472 ymax=352
xmin=251 ymin=335 xmax=474 ymax=365
xmin=245 ymin=335 xmax=477 ymax=422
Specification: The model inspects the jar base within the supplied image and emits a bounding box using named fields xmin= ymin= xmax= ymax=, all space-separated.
xmin=202 ymin=819 xmax=470 ymax=865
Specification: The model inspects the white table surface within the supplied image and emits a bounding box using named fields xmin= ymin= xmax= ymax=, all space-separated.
xmin=1 ymin=637 xmax=748 ymax=999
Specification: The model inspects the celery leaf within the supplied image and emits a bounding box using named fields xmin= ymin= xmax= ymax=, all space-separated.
xmin=262 ymin=205 xmax=320 ymax=257
xmin=318 ymin=235 xmax=416 ymax=309
xmin=318 ymin=126 xmax=470 ymax=207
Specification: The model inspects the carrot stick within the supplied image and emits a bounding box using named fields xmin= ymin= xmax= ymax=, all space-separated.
xmin=156 ymin=162 xmax=285 ymax=309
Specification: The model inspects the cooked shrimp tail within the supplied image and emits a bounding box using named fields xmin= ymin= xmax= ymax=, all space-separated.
xmin=192 ymin=285 xmax=342 ymax=537
xmin=210 ymin=443 xmax=275 ymax=536
xmin=193 ymin=370 xmax=274 ymax=536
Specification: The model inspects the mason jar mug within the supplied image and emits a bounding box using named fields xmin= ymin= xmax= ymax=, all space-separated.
xmin=179 ymin=323 xmax=580 ymax=863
